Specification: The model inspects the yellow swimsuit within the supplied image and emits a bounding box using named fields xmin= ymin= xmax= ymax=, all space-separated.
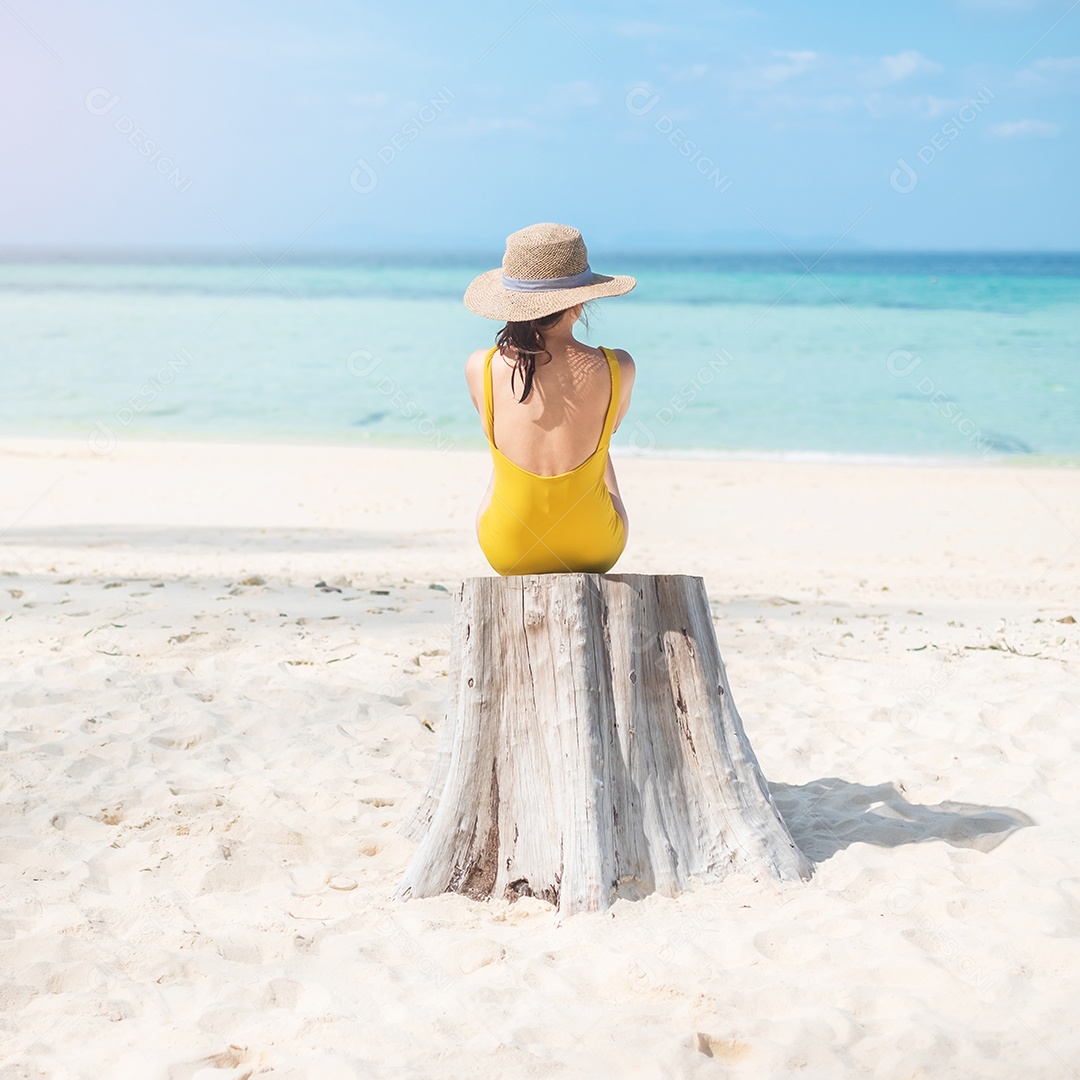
xmin=477 ymin=345 xmax=626 ymax=576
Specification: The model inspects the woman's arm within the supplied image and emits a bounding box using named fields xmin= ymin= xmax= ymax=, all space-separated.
xmin=604 ymin=348 xmax=635 ymax=540
xmin=610 ymin=349 xmax=636 ymax=433
xmin=464 ymin=348 xmax=491 ymax=439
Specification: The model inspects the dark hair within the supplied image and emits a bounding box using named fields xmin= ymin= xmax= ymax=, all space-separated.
xmin=494 ymin=304 xmax=590 ymax=402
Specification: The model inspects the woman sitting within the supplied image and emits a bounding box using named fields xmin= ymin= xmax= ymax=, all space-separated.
xmin=464 ymin=222 xmax=636 ymax=576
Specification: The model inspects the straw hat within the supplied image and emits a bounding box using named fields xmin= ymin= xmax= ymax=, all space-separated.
xmin=464 ymin=223 xmax=636 ymax=321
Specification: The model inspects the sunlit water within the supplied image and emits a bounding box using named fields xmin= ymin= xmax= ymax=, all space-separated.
xmin=2 ymin=252 xmax=1076 ymax=462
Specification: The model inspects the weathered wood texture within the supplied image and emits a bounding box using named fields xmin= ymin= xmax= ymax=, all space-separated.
xmin=396 ymin=574 xmax=812 ymax=918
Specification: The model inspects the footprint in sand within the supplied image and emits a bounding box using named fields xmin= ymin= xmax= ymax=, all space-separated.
xmin=752 ymin=926 xmax=827 ymax=964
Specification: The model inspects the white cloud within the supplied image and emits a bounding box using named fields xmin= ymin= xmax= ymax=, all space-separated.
xmin=613 ymin=20 xmax=678 ymax=39
xmin=445 ymin=117 xmax=536 ymax=136
xmin=1014 ymin=54 xmax=1080 ymax=91
xmin=988 ymin=118 xmax=1062 ymax=138
xmin=760 ymin=50 xmax=819 ymax=83
xmin=349 ymin=93 xmax=389 ymax=109
xmin=734 ymin=48 xmax=942 ymax=99
xmin=862 ymin=92 xmax=939 ymax=118
xmin=536 ymin=81 xmax=602 ymax=113
xmin=1031 ymin=56 xmax=1080 ymax=72
xmin=669 ymin=63 xmax=710 ymax=83
xmin=762 ymin=93 xmax=855 ymax=113
xmin=919 ymin=94 xmax=984 ymax=119
xmin=868 ymin=50 xmax=943 ymax=85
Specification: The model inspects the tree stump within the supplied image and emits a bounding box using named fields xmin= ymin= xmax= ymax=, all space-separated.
xmin=395 ymin=574 xmax=812 ymax=918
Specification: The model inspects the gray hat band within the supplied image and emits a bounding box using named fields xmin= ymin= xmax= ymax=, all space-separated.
xmin=500 ymin=266 xmax=594 ymax=292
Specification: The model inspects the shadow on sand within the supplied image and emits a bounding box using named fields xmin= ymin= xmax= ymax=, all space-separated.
xmin=770 ymin=777 xmax=1035 ymax=863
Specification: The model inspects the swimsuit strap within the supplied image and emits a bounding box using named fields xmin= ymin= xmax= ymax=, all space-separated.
xmin=482 ymin=345 xmax=498 ymax=442
xmin=598 ymin=347 xmax=622 ymax=447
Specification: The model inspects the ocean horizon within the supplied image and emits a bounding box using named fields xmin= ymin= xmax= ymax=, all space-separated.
xmin=3 ymin=250 xmax=1077 ymax=464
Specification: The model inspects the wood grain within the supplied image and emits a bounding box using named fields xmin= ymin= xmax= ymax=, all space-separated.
xmin=396 ymin=574 xmax=812 ymax=918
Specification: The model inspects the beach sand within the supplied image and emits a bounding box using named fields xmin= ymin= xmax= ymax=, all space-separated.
xmin=2 ymin=436 xmax=1079 ymax=1078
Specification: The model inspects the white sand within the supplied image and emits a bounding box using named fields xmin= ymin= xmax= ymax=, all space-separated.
xmin=2 ymin=437 xmax=1078 ymax=1078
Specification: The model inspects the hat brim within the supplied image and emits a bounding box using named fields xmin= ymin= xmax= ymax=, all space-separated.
xmin=463 ymin=269 xmax=636 ymax=321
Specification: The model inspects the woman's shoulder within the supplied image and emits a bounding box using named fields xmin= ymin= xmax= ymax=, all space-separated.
xmin=464 ymin=347 xmax=496 ymax=410
xmin=465 ymin=346 xmax=495 ymax=382
xmin=604 ymin=347 xmax=636 ymax=383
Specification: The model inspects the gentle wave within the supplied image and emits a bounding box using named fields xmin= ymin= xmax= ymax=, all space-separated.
xmin=1 ymin=255 xmax=1077 ymax=460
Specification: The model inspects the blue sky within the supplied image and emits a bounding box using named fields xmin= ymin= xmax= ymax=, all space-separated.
xmin=2 ymin=0 xmax=1078 ymax=251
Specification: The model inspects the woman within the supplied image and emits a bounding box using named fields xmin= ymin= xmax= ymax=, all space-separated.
xmin=463 ymin=222 xmax=636 ymax=576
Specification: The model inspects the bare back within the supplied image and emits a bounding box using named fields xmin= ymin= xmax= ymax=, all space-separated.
xmin=466 ymin=340 xmax=635 ymax=477
xmin=492 ymin=342 xmax=610 ymax=475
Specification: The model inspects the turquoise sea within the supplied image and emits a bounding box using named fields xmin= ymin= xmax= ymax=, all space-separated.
xmin=1 ymin=252 xmax=1077 ymax=463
